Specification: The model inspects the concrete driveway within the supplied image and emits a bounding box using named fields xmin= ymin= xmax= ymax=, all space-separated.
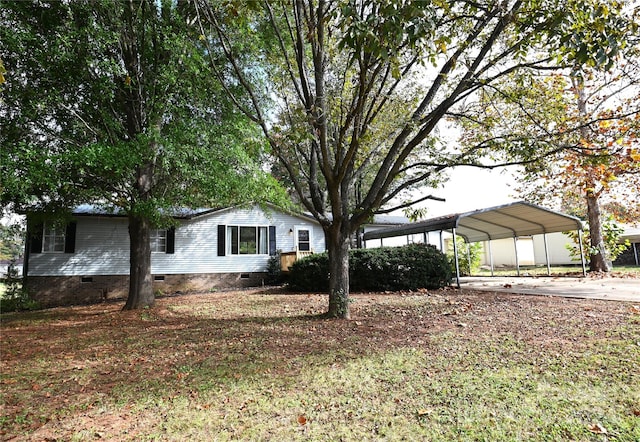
xmin=459 ymin=275 xmax=640 ymax=302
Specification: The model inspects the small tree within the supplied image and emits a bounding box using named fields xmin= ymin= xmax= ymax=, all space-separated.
xmin=0 ymin=221 xmax=38 ymax=311
xmin=565 ymin=216 xmax=630 ymax=268
xmin=447 ymin=236 xmax=482 ymax=277
xmin=265 ymin=250 xmax=283 ymax=285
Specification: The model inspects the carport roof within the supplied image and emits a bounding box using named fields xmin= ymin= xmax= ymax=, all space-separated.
xmin=363 ymin=201 xmax=584 ymax=243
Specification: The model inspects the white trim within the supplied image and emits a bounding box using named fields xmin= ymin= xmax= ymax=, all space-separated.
xmin=294 ymin=225 xmax=312 ymax=252
xmin=150 ymin=229 xmax=167 ymax=253
xmin=43 ymin=222 xmax=65 ymax=253
xmin=227 ymin=225 xmax=270 ymax=255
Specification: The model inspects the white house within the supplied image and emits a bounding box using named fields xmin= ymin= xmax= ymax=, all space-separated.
xmin=24 ymin=204 xmax=325 ymax=307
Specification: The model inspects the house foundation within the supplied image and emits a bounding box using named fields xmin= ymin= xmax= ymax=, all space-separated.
xmin=26 ymin=272 xmax=269 ymax=308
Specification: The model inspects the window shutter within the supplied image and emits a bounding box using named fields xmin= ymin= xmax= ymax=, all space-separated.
xmin=30 ymin=222 xmax=44 ymax=254
xmin=217 ymin=225 xmax=226 ymax=256
xmin=64 ymin=221 xmax=77 ymax=253
xmin=166 ymin=227 xmax=175 ymax=254
xmin=269 ymin=225 xmax=276 ymax=256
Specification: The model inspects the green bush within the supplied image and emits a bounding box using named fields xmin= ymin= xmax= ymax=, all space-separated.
xmin=287 ymin=253 xmax=330 ymax=291
xmin=447 ymin=236 xmax=483 ymax=276
xmin=288 ymin=244 xmax=452 ymax=292
xmin=265 ymin=250 xmax=283 ymax=285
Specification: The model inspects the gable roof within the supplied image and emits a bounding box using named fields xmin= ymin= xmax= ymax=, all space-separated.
xmin=363 ymin=201 xmax=584 ymax=243
xmin=71 ymin=204 xmax=220 ymax=219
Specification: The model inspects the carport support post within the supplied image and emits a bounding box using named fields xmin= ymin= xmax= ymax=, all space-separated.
xmin=488 ymin=239 xmax=495 ymax=276
xmin=578 ymin=228 xmax=587 ymax=276
xmin=452 ymin=228 xmax=461 ymax=288
xmin=513 ymin=236 xmax=521 ymax=276
xmin=543 ymin=233 xmax=551 ymax=276
xmin=633 ymin=242 xmax=638 ymax=266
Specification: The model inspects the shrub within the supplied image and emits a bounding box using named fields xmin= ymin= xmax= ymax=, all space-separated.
xmin=288 ymin=244 xmax=452 ymax=292
xmin=265 ymin=250 xmax=283 ymax=285
xmin=287 ymin=253 xmax=330 ymax=291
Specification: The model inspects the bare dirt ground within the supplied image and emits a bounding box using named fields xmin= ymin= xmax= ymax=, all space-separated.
xmin=1 ymin=286 xmax=639 ymax=441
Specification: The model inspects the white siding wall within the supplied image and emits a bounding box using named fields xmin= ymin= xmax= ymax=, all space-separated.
xmin=480 ymin=233 xmax=576 ymax=267
xmin=153 ymin=206 xmax=325 ymax=275
xmin=479 ymin=238 xmax=521 ymax=267
xmin=28 ymin=206 xmax=326 ymax=276
xmin=28 ymin=217 xmax=130 ymax=276
xmin=532 ymin=232 xmax=576 ymax=265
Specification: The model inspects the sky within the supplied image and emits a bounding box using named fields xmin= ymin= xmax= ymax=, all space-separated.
xmin=2 ymin=164 xmax=522 ymax=224
xmin=418 ymin=165 xmax=521 ymax=218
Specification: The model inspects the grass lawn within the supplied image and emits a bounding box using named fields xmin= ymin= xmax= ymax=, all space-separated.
xmin=1 ymin=288 xmax=639 ymax=441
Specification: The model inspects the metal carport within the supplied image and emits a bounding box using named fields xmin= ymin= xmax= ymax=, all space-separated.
xmin=362 ymin=201 xmax=586 ymax=287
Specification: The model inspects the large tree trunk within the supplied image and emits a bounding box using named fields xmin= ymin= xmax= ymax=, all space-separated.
xmin=326 ymin=225 xmax=351 ymax=319
xmin=586 ymin=192 xmax=611 ymax=273
xmin=123 ymin=213 xmax=155 ymax=310
xmin=574 ymin=76 xmax=611 ymax=273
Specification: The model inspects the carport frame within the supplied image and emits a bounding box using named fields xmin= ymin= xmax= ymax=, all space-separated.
xmin=362 ymin=201 xmax=586 ymax=287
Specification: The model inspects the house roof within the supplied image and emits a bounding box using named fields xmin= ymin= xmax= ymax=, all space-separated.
xmin=72 ymin=204 xmax=220 ymax=219
xmin=71 ymin=203 xmax=321 ymax=223
xmin=70 ymin=204 xmax=408 ymax=226
xmin=362 ymin=201 xmax=584 ymax=243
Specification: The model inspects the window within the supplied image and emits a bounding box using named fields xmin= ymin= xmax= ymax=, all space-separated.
xmin=151 ymin=229 xmax=167 ymax=253
xmin=30 ymin=221 xmax=76 ymax=254
xmin=227 ymin=226 xmax=269 ymax=255
xmin=297 ymin=228 xmax=311 ymax=251
xmin=43 ymin=223 xmax=66 ymax=253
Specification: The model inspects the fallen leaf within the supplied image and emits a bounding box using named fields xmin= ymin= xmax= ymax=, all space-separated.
xmin=417 ymin=408 xmax=432 ymax=416
xmin=632 ymin=409 xmax=640 ymax=416
xmin=589 ymin=423 xmax=607 ymax=434
xmin=297 ymin=414 xmax=307 ymax=426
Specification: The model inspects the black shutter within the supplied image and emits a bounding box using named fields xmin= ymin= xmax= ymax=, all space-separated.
xmin=30 ymin=222 xmax=44 ymax=254
xmin=217 ymin=225 xmax=226 ymax=256
xmin=269 ymin=225 xmax=276 ymax=256
xmin=166 ymin=227 xmax=175 ymax=254
xmin=64 ymin=221 xmax=77 ymax=253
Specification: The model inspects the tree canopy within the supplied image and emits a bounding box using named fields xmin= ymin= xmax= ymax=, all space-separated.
xmin=455 ymin=0 xmax=639 ymax=271
xmin=1 ymin=0 xmax=284 ymax=308
xmin=194 ymin=0 xmax=636 ymax=317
